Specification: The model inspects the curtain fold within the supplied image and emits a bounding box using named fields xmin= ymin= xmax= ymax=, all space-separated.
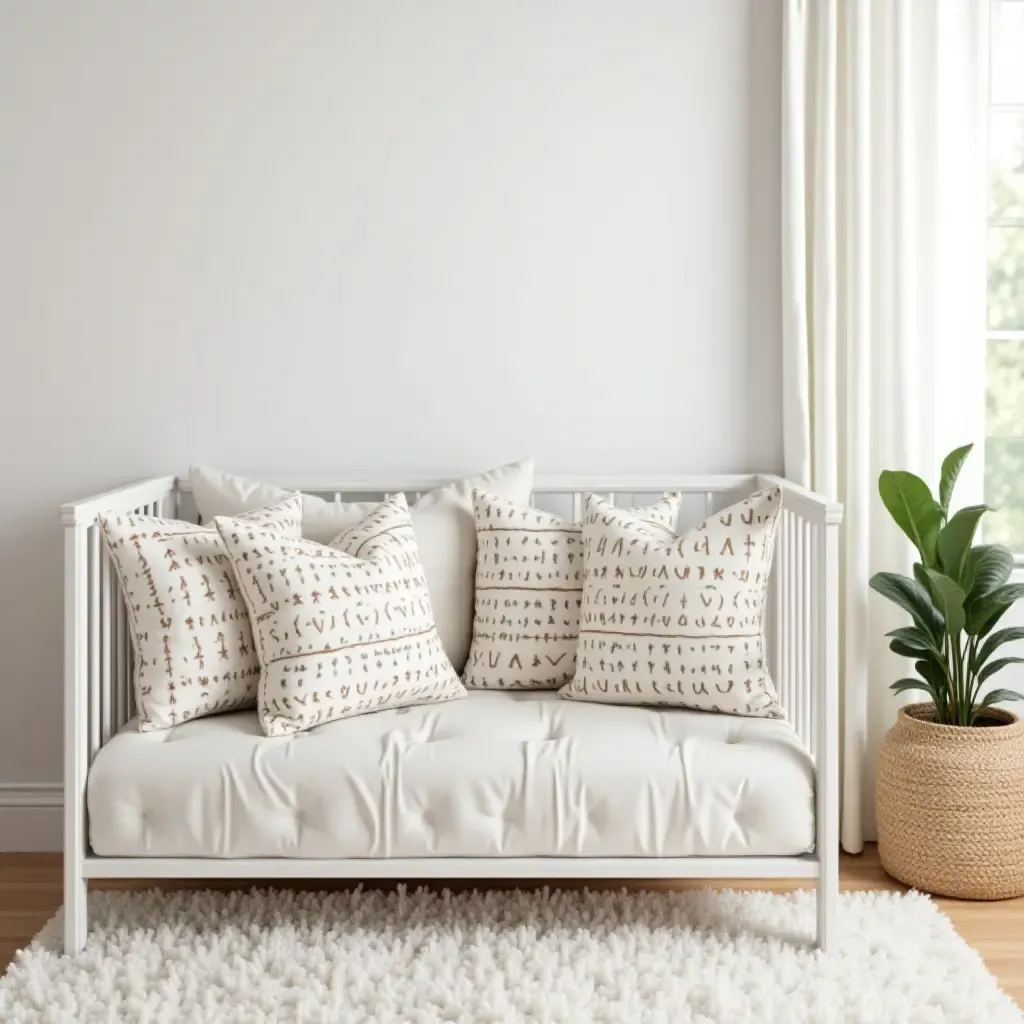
xmin=781 ymin=0 xmax=988 ymax=851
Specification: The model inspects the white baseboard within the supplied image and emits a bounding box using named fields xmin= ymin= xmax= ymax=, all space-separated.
xmin=0 ymin=784 xmax=63 ymax=851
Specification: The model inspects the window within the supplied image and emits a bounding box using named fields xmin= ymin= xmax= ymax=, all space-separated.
xmin=986 ymin=1 xmax=1024 ymax=550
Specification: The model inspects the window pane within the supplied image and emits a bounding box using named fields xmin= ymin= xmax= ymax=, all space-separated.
xmin=991 ymin=113 xmax=1024 ymax=220
xmin=988 ymin=338 xmax=1024 ymax=436
xmin=985 ymin=439 xmax=1024 ymax=549
xmin=989 ymin=226 xmax=1024 ymax=329
xmin=986 ymin=339 xmax=1024 ymax=551
xmin=992 ymin=2 xmax=1024 ymax=105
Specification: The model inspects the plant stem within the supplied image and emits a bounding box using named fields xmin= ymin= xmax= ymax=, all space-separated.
xmin=952 ymin=632 xmax=966 ymax=726
xmin=958 ymin=634 xmax=969 ymax=726
xmin=944 ymin=633 xmax=956 ymax=726
xmin=966 ymin=635 xmax=978 ymax=724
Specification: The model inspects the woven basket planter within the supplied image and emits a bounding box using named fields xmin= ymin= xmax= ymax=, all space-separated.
xmin=876 ymin=701 xmax=1024 ymax=900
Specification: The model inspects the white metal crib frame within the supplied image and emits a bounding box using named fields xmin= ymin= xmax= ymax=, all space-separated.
xmin=61 ymin=472 xmax=842 ymax=956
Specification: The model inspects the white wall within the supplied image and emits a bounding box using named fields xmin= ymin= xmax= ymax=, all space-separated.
xmin=0 ymin=1 xmax=782 ymax=846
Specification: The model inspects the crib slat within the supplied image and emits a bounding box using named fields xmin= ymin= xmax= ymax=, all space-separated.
xmin=771 ymin=511 xmax=784 ymax=705
xmin=88 ymin=527 xmax=101 ymax=762
xmin=572 ymin=492 xmax=582 ymax=523
xmin=810 ymin=523 xmax=821 ymax=754
xmin=785 ymin=511 xmax=795 ymax=721
xmin=792 ymin=518 xmax=801 ymax=742
xmin=802 ymin=522 xmax=811 ymax=750
xmin=123 ymin=591 xmax=132 ymax=729
xmin=773 ymin=512 xmax=783 ymax=708
xmin=704 ymin=491 xmax=714 ymax=517
xmin=798 ymin=521 xmax=806 ymax=745
xmin=114 ymin=588 xmax=124 ymax=736
xmin=101 ymin=547 xmax=113 ymax=745
xmin=799 ymin=520 xmax=809 ymax=745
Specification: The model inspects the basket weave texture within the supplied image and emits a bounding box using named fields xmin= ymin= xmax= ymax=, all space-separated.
xmin=876 ymin=702 xmax=1024 ymax=900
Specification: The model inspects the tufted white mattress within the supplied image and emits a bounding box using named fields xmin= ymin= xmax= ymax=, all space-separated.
xmin=87 ymin=691 xmax=815 ymax=859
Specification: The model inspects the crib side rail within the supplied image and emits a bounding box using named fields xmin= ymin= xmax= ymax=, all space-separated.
xmin=765 ymin=476 xmax=841 ymax=748
xmin=766 ymin=476 xmax=841 ymax=874
xmin=62 ymin=476 xmax=179 ymax=862
xmin=60 ymin=475 xmax=179 ymax=527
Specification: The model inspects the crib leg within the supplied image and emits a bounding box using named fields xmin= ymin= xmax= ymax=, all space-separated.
xmin=63 ymin=869 xmax=88 ymax=956
xmin=816 ymin=851 xmax=838 ymax=952
xmin=64 ymin=521 xmax=90 ymax=956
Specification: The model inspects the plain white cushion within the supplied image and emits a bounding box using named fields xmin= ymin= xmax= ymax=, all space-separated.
xmin=190 ymin=460 xmax=535 ymax=672
xmin=88 ymin=691 xmax=815 ymax=859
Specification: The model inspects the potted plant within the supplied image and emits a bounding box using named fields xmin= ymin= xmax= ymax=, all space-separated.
xmin=870 ymin=443 xmax=1024 ymax=899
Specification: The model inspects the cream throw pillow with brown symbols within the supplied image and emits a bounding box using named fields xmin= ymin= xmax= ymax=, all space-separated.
xmin=560 ymin=487 xmax=784 ymax=718
xmin=463 ymin=490 xmax=682 ymax=690
xmin=100 ymin=495 xmax=303 ymax=731
xmin=216 ymin=494 xmax=466 ymax=736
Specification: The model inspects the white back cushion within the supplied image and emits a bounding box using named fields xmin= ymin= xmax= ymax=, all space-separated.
xmin=190 ymin=459 xmax=534 ymax=671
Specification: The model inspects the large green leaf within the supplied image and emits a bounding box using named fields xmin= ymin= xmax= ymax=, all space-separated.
xmin=938 ymin=444 xmax=973 ymax=515
xmin=977 ymin=657 xmax=1024 ymax=686
xmin=916 ymin=658 xmax=948 ymax=692
xmin=878 ymin=470 xmax=942 ymax=567
xmin=922 ymin=569 xmax=967 ymax=636
xmin=973 ymin=626 xmax=1024 ymax=673
xmin=976 ymin=687 xmax=1024 ymax=707
xmin=916 ymin=656 xmax=951 ymax=718
xmin=963 ymin=545 xmax=1014 ymax=604
xmin=979 ymin=603 xmax=1015 ymax=639
xmin=912 ymin=561 xmax=932 ymax=595
xmin=937 ymin=505 xmax=988 ymax=584
xmin=869 ymin=572 xmax=944 ymax=640
xmin=971 ymin=687 xmax=1024 ymax=724
xmin=885 ymin=625 xmax=944 ymax=659
xmin=889 ymin=678 xmax=937 ymax=700
xmin=890 ymin=638 xmax=926 ymax=659
xmin=966 ymin=582 xmax=1024 ymax=636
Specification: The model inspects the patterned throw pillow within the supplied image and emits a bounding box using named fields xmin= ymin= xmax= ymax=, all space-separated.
xmin=190 ymin=459 xmax=535 ymax=674
xmin=100 ymin=495 xmax=303 ymax=731
xmin=464 ymin=491 xmax=682 ymax=690
xmin=215 ymin=495 xmax=466 ymax=736
xmin=560 ymin=487 xmax=784 ymax=718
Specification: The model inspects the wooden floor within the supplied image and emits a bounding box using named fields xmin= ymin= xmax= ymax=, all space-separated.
xmin=0 ymin=845 xmax=1020 ymax=1004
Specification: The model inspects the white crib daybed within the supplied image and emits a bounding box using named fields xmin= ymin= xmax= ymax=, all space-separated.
xmin=61 ymin=473 xmax=841 ymax=955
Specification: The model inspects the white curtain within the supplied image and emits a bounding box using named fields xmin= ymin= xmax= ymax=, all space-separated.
xmin=781 ymin=0 xmax=988 ymax=851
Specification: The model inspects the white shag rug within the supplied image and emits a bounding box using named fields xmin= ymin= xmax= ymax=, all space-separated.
xmin=0 ymin=886 xmax=1019 ymax=1023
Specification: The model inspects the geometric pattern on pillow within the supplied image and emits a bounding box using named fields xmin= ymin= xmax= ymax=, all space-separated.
xmin=215 ymin=494 xmax=466 ymax=736
xmin=559 ymin=487 xmax=784 ymax=718
xmin=463 ymin=490 xmax=682 ymax=690
xmin=99 ymin=495 xmax=303 ymax=732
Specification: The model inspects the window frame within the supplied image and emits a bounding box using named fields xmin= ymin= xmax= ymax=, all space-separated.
xmin=986 ymin=0 xmax=1024 ymax=561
